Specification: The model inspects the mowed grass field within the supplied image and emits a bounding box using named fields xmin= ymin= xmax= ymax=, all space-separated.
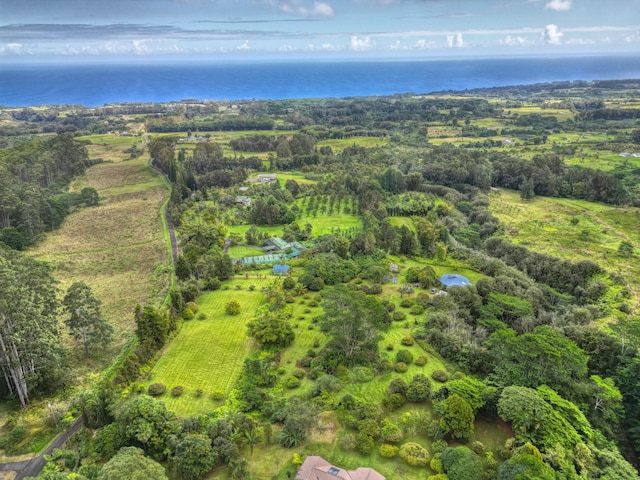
xmin=146 ymin=275 xmax=278 ymax=417
xmin=489 ymin=189 xmax=640 ymax=313
xmin=29 ymin=136 xmax=171 ymax=378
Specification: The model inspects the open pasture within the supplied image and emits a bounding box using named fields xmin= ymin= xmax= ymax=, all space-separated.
xmin=29 ymin=155 xmax=171 ymax=376
xmin=490 ymin=189 xmax=640 ymax=310
xmin=316 ymin=136 xmax=388 ymax=152
xmin=145 ymin=277 xmax=278 ymax=416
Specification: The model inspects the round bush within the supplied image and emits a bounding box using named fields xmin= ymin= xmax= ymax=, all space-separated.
xmin=292 ymin=368 xmax=306 ymax=379
xmin=205 ymin=278 xmax=221 ymax=291
xmin=386 ymin=343 xmax=394 ymax=351
xmin=415 ymin=355 xmax=428 ymax=366
xmin=211 ymin=390 xmax=225 ymax=401
xmin=383 ymin=393 xmax=406 ymax=411
xmin=400 ymin=298 xmax=414 ymax=308
xmin=283 ymin=277 xmax=296 ymax=289
xmin=171 ymin=386 xmax=184 ymax=397
xmin=410 ymin=304 xmax=425 ymax=315
xmin=393 ymin=311 xmax=407 ymax=322
xmin=399 ymin=442 xmax=430 ymax=467
xmin=341 ymin=433 xmax=356 ymax=451
xmin=299 ymin=356 xmax=312 ymax=368
xmin=381 ymin=423 xmax=404 ymax=443
xmin=401 ymin=336 xmax=414 ymax=346
xmin=285 ymin=377 xmax=301 ymax=389
xmin=147 ymin=383 xmax=166 ymax=397
xmin=308 ymin=300 xmax=319 ymax=307
xmin=285 ymin=295 xmax=295 ymax=303
xmin=225 ymin=299 xmax=241 ymax=315
xmin=395 ymin=362 xmax=408 ymax=373
xmin=195 ymin=388 xmax=204 ymax=398
xmin=396 ymin=349 xmax=414 ymax=364
xmin=356 ymin=433 xmax=375 ymax=455
xmin=185 ymin=301 xmax=199 ymax=313
xmin=379 ymin=444 xmax=399 ymax=458
xmin=182 ymin=308 xmax=195 ymax=320
xmin=431 ymin=439 xmax=449 ymax=454
xmin=388 ymin=378 xmax=409 ymax=395
xmin=431 ymin=370 xmax=449 ymax=382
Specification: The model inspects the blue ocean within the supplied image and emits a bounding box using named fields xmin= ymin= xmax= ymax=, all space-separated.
xmin=1 ymin=55 xmax=639 ymax=107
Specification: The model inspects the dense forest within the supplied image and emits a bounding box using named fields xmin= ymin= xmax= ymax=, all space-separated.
xmin=0 ymin=80 xmax=639 ymax=479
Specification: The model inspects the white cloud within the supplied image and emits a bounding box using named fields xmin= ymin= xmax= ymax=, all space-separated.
xmin=445 ymin=32 xmax=464 ymax=48
xmin=236 ymin=40 xmax=250 ymax=50
xmin=278 ymin=43 xmax=297 ymax=51
xmin=414 ymin=39 xmax=437 ymax=49
xmin=0 ymin=42 xmax=27 ymax=55
xmin=276 ymin=1 xmax=335 ymax=17
xmin=542 ymin=24 xmax=563 ymax=44
xmin=545 ymin=0 xmax=571 ymax=11
xmin=624 ymin=32 xmax=640 ymax=43
xmin=349 ymin=35 xmax=373 ymax=51
xmin=502 ymin=35 xmax=528 ymax=46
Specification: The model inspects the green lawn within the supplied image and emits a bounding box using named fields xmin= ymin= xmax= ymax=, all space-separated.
xmin=145 ymin=282 xmax=270 ymax=416
xmin=227 ymin=245 xmax=265 ymax=258
xmin=489 ymin=189 xmax=640 ymax=317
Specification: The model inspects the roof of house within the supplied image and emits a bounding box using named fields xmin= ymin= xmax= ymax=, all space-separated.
xmin=241 ymin=254 xmax=286 ymax=265
xmin=295 ymin=456 xmax=385 ymax=480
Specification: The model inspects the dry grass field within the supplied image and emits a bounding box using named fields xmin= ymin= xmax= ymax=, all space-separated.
xmin=29 ymin=141 xmax=171 ymax=378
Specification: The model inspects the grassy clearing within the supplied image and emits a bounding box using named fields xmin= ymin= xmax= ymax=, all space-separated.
xmin=227 ymin=246 xmax=265 ymax=258
xmin=146 ymin=276 xmax=281 ymax=417
xmin=388 ymin=216 xmax=415 ymax=232
xmin=489 ymin=189 xmax=640 ymax=315
xmin=29 ymin=154 xmax=171 ymax=380
xmin=317 ymin=136 xmax=388 ymax=153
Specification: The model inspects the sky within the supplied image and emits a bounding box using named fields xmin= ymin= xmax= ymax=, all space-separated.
xmin=1 ymin=0 xmax=639 ymax=62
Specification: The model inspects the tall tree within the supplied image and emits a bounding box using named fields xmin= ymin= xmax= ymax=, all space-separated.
xmin=98 ymin=447 xmax=168 ymax=480
xmin=0 ymin=246 xmax=66 ymax=408
xmin=63 ymin=281 xmax=113 ymax=355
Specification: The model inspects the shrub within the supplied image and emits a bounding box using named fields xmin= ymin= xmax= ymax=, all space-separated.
xmin=406 ymin=378 xmax=431 ymax=402
xmin=430 ymin=455 xmax=444 ymax=474
xmin=410 ymin=304 xmax=425 ymax=315
xmin=211 ymin=390 xmax=225 ymax=401
xmin=292 ymin=368 xmax=306 ymax=379
xmin=205 ymin=278 xmax=221 ymax=291
xmin=415 ymin=355 xmax=428 ymax=366
xmin=432 ymin=370 xmax=449 ymax=382
xmin=313 ymin=339 xmax=320 ymax=348
xmin=356 ymin=433 xmax=375 ymax=455
xmin=341 ymin=433 xmax=356 ymax=451
xmin=395 ymin=362 xmax=408 ymax=373
xmin=171 ymin=386 xmax=184 ymax=397
xmin=400 ymin=298 xmax=414 ymax=308
xmin=431 ymin=439 xmax=449 ymax=454
xmin=471 ymin=441 xmax=485 ymax=454
xmin=285 ymin=295 xmax=295 ymax=303
xmin=235 ymin=284 xmax=242 ymax=290
xmin=308 ymin=300 xmax=319 ymax=307
xmin=285 ymin=377 xmax=300 ymax=389
xmin=379 ymin=444 xmax=399 ymax=458
xmin=381 ymin=422 xmax=404 ymax=443
xmin=225 ymin=299 xmax=241 ymax=315
xmin=383 ymin=393 xmax=406 ymax=410
xmin=195 ymin=388 xmax=204 ymax=398
xmin=388 ymin=378 xmax=409 ymax=395
xmin=197 ymin=312 xmax=207 ymax=320
xmin=386 ymin=343 xmax=394 ymax=351
xmin=185 ymin=301 xmax=199 ymax=313
xmin=182 ymin=308 xmax=195 ymax=320
xmin=399 ymin=442 xmax=430 ymax=467
xmin=377 ymin=359 xmax=394 ymax=373
xmin=147 ymin=383 xmax=166 ymax=396
xmin=299 ymin=356 xmax=312 ymax=368
xmin=393 ymin=311 xmax=407 ymax=322
xmin=396 ymin=349 xmax=414 ymax=364
xmin=248 ymin=285 xmax=256 ymax=291
xmin=283 ymin=277 xmax=296 ymax=289
xmin=401 ymin=336 xmax=414 ymax=346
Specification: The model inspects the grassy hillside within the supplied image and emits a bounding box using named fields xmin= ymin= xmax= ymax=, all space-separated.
xmin=490 ymin=189 xmax=640 ymax=316
xmin=29 ymin=137 xmax=171 ymax=379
